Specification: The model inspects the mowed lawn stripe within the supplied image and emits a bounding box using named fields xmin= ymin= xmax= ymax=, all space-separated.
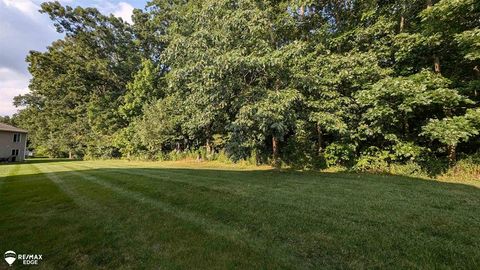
xmin=61 ymin=162 xmax=480 ymax=268
xmin=3 ymin=162 xmax=285 ymax=269
xmin=74 ymin=161 xmax=480 ymax=268
xmin=72 ymin=161 xmax=480 ymax=229
xmin=0 ymin=163 xmax=19 ymax=177
xmin=33 ymin=162 xmax=105 ymax=210
xmin=70 ymin=162 xmax=388 ymax=211
xmin=28 ymin=163 xmax=202 ymax=269
xmin=0 ymin=163 xmax=20 ymax=193
xmin=64 ymin=163 xmax=356 ymax=242
xmin=69 ymin=162 xmax=364 ymax=242
xmin=0 ymin=162 xmax=113 ymax=268
xmin=2 ymin=160 xmax=480 ymax=269
xmin=70 ymin=161 xmax=476 ymax=208
xmin=55 ymin=162 xmax=303 ymax=269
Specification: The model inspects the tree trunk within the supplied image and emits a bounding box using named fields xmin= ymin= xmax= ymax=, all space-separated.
xmin=399 ymin=16 xmax=405 ymax=33
xmin=176 ymin=142 xmax=181 ymax=153
xmin=474 ymin=66 xmax=480 ymax=96
xmin=447 ymin=144 xmax=457 ymax=166
xmin=426 ymin=1 xmax=441 ymax=74
xmin=272 ymin=136 xmax=280 ymax=167
xmin=404 ymin=117 xmax=409 ymax=135
xmin=69 ymin=150 xmax=73 ymax=159
xmin=206 ymin=137 xmax=211 ymax=155
xmin=300 ymin=5 xmax=305 ymax=17
xmin=317 ymin=124 xmax=323 ymax=154
xmin=205 ymin=125 xmax=212 ymax=155
xmin=433 ymin=55 xmax=441 ymax=74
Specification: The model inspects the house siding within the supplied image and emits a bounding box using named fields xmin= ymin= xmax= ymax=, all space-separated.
xmin=0 ymin=131 xmax=27 ymax=162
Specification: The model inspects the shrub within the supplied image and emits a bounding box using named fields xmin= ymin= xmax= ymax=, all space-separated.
xmin=392 ymin=141 xmax=425 ymax=162
xmin=353 ymin=146 xmax=405 ymax=173
xmin=389 ymin=162 xmax=428 ymax=178
xmin=324 ymin=143 xmax=356 ymax=167
xmin=442 ymin=155 xmax=480 ymax=180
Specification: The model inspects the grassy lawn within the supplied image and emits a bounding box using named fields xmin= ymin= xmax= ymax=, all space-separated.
xmin=0 ymin=159 xmax=479 ymax=269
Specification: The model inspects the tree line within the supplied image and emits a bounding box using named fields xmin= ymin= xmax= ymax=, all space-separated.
xmin=12 ymin=0 xmax=480 ymax=171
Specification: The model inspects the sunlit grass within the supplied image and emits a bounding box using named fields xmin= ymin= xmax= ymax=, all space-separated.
xmin=1 ymin=159 xmax=479 ymax=269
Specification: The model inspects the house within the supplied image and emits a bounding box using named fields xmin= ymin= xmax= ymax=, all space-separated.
xmin=0 ymin=123 xmax=28 ymax=162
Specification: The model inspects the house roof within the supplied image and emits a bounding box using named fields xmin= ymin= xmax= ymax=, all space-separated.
xmin=0 ymin=123 xmax=28 ymax=133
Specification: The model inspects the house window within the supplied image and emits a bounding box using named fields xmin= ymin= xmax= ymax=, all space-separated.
xmin=11 ymin=149 xmax=19 ymax=156
xmin=13 ymin=133 xmax=20 ymax=142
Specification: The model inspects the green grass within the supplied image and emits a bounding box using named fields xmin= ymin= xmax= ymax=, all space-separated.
xmin=1 ymin=159 xmax=479 ymax=269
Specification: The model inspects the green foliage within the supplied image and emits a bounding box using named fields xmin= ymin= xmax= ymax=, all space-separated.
xmin=283 ymin=120 xmax=325 ymax=169
xmin=456 ymin=28 xmax=480 ymax=61
xmin=354 ymin=147 xmax=393 ymax=173
xmin=422 ymin=108 xmax=480 ymax=146
xmin=134 ymin=95 xmax=186 ymax=156
xmin=120 ymin=59 xmax=161 ymax=120
xmin=389 ymin=162 xmax=428 ymax=178
xmin=392 ymin=141 xmax=425 ymax=162
xmin=324 ymin=143 xmax=356 ymax=167
xmin=0 ymin=115 xmax=15 ymax=125
xmin=357 ymin=70 xmax=469 ymax=139
xmin=13 ymin=0 xmax=480 ymax=171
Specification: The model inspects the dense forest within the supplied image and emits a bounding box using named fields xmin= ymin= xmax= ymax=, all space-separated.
xmin=10 ymin=0 xmax=480 ymax=173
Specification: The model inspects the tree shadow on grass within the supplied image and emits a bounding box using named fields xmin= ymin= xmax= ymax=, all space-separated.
xmin=24 ymin=158 xmax=81 ymax=164
xmin=1 ymin=158 xmax=81 ymax=166
xmin=1 ymin=163 xmax=480 ymax=269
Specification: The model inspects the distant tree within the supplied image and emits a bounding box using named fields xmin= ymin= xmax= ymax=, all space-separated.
xmin=0 ymin=115 xmax=15 ymax=125
xmin=17 ymin=2 xmax=141 ymax=157
xmin=13 ymin=0 xmax=480 ymax=169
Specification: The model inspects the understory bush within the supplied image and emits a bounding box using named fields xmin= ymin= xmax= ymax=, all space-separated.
xmin=324 ymin=143 xmax=356 ymax=167
xmin=442 ymin=156 xmax=480 ymax=180
xmin=79 ymin=143 xmax=480 ymax=181
xmin=350 ymin=155 xmax=479 ymax=180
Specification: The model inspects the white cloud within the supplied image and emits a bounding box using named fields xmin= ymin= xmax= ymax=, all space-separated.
xmin=0 ymin=68 xmax=30 ymax=115
xmin=0 ymin=0 xmax=142 ymax=116
xmin=2 ymin=0 xmax=39 ymax=18
xmin=95 ymin=1 xmax=134 ymax=23
xmin=113 ymin=2 xmax=134 ymax=23
xmin=0 ymin=0 xmax=60 ymax=116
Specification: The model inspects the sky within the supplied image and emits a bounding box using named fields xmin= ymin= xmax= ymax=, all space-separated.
xmin=0 ymin=0 xmax=148 ymax=116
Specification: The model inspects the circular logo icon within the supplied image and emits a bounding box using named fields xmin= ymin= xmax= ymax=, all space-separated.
xmin=4 ymin=251 xmax=16 ymax=266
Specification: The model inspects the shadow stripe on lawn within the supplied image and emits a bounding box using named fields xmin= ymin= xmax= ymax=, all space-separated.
xmin=74 ymin=163 xmax=255 ymax=196
xmin=68 ymin=163 xmax=417 ymax=226
xmin=33 ymin=163 xmax=106 ymax=210
xmin=72 ymin=162 xmax=413 ymax=194
xmin=66 ymin=163 xmax=360 ymax=232
xmin=70 ymin=163 xmax=480 ymax=236
xmin=71 ymin=163 xmax=420 ymax=231
xmin=56 ymin=162 xmax=304 ymax=269
xmin=72 ymin=162 xmax=356 ymax=206
xmin=76 ymin=161 xmax=401 ymax=187
xmin=29 ymin=164 xmax=187 ymax=269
